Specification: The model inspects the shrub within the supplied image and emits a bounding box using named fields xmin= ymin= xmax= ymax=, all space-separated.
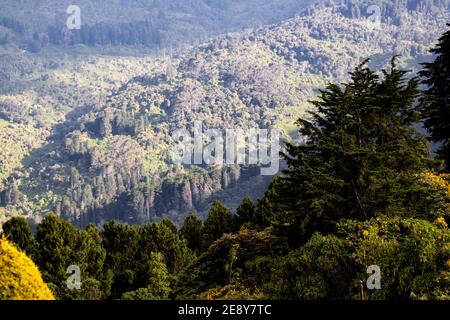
xmin=0 ymin=237 xmax=55 ymax=300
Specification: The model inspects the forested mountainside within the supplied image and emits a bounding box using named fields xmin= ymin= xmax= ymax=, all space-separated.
xmin=0 ymin=0 xmax=449 ymax=228
xmin=2 ymin=24 xmax=450 ymax=300
xmin=0 ymin=0 xmax=315 ymax=49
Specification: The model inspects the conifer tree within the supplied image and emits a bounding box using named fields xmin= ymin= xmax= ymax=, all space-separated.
xmin=35 ymin=214 xmax=81 ymax=289
xmin=101 ymin=221 xmax=141 ymax=298
xmin=267 ymin=59 xmax=432 ymax=245
xmin=121 ymin=252 xmax=170 ymax=300
xmin=202 ymin=201 xmax=233 ymax=249
xmin=180 ymin=213 xmax=203 ymax=253
xmin=420 ymin=25 xmax=450 ymax=171
xmin=1 ymin=217 xmax=36 ymax=257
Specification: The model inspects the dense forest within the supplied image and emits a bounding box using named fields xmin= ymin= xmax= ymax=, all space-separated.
xmin=1 ymin=0 xmax=450 ymax=50
xmin=1 ymin=24 xmax=450 ymax=299
xmin=0 ymin=0 xmax=448 ymax=228
xmin=0 ymin=0 xmax=318 ymax=50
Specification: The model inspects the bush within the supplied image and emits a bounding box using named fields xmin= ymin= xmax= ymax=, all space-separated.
xmin=121 ymin=252 xmax=171 ymax=300
xmin=0 ymin=237 xmax=54 ymax=300
xmin=266 ymin=216 xmax=450 ymax=300
xmin=265 ymin=234 xmax=355 ymax=299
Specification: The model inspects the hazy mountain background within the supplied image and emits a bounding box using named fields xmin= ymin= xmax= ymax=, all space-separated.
xmin=0 ymin=0 xmax=449 ymax=228
xmin=0 ymin=0 xmax=315 ymax=48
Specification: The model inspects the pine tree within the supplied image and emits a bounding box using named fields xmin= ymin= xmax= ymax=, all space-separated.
xmin=121 ymin=252 xmax=171 ymax=300
xmin=35 ymin=214 xmax=79 ymax=284
xmin=234 ymin=197 xmax=256 ymax=230
xmin=101 ymin=221 xmax=140 ymax=298
xmin=180 ymin=213 xmax=203 ymax=253
xmin=202 ymin=201 xmax=233 ymax=250
xmin=420 ymin=25 xmax=450 ymax=171
xmin=1 ymin=217 xmax=36 ymax=257
xmin=137 ymin=221 xmax=192 ymax=277
xmin=267 ymin=58 xmax=432 ymax=245
xmin=81 ymin=224 xmax=106 ymax=282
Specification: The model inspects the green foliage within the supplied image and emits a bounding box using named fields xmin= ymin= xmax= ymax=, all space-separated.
xmin=267 ymin=216 xmax=450 ymax=300
xmin=137 ymin=220 xmax=193 ymax=278
xmin=121 ymin=252 xmax=170 ymax=300
xmin=99 ymin=219 xmax=192 ymax=298
xmin=266 ymin=234 xmax=354 ymax=299
xmin=180 ymin=213 xmax=203 ymax=253
xmin=255 ymin=177 xmax=289 ymax=230
xmin=82 ymin=224 xmax=107 ymax=281
xmin=225 ymin=243 xmax=240 ymax=284
xmin=337 ymin=216 xmax=450 ymax=300
xmin=35 ymin=214 xmax=82 ymax=292
xmin=234 ymin=197 xmax=257 ymax=230
xmin=78 ymin=278 xmax=105 ymax=300
xmin=202 ymin=201 xmax=233 ymax=250
xmin=264 ymin=59 xmax=434 ymax=245
xmin=196 ymin=284 xmax=264 ymax=300
xmin=420 ymin=24 xmax=450 ymax=171
xmin=175 ymin=229 xmax=286 ymax=299
xmin=101 ymin=221 xmax=140 ymax=298
xmin=35 ymin=214 xmax=108 ymax=299
xmin=1 ymin=216 xmax=36 ymax=256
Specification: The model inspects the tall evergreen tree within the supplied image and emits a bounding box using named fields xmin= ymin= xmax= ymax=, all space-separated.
xmin=266 ymin=59 xmax=432 ymax=245
xmin=121 ymin=252 xmax=171 ymax=300
xmin=35 ymin=214 xmax=84 ymax=298
xmin=202 ymin=201 xmax=233 ymax=250
xmin=179 ymin=213 xmax=203 ymax=253
xmin=420 ymin=25 xmax=450 ymax=171
xmin=1 ymin=217 xmax=36 ymax=257
xmin=101 ymin=221 xmax=140 ymax=298
xmin=234 ymin=197 xmax=257 ymax=230
xmin=137 ymin=221 xmax=192 ymax=277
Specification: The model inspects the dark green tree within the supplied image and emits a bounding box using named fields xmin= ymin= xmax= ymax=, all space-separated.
xmin=266 ymin=233 xmax=354 ymax=299
xmin=255 ymin=177 xmax=287 ymax=230
xmin=77 ymin=224 xmax=108 ymax=299
xmin=420 ymin=25 xmax=450 ymax=171
xmin=267 ymin=59 xmax=432 ymax=245
xmin=101 ymin=220 xmax=140 ymax=298
xmin=234 ymin=197 xmax=257 ymax=230
xmin=35 ymin=214 xmax=84 ymax=298
xmin=1 ymin=217 xmax=36 ymax=256
xmin=137 ymin=221 xmax=192 ymax=281
xmin=174 ymin=229 xmax=286 ymax=299
xmin=179 ymin=213 xmax=203 ymax=253
xmin=202 ymin=201 xmax=233 ymax=250
xmin=161 ymin=217 xmax=178 ymax=234
xmin=121 ymin=252 xmax=171 ymax=300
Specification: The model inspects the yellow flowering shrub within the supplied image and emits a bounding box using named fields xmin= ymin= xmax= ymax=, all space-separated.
xmin=436 ymin=216 xmax=448 ymax=229
xmin=425 ymin=173 xmax=450 ymax=194
xmin=420 ymin=172 xmax=450 ymax=197
xmin=419 ymin=172 xmax=450 ymax=215
xmin=0 ymin=237 xmax=55 ymax=300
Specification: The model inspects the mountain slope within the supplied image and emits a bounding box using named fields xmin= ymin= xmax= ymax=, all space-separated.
xmin=0 ymin=0 xmax=315 ymax=49
xmin=0 ymin=0 xmax=449 ymax=227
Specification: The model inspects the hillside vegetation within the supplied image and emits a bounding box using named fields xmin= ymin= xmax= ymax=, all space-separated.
xmin=0 ymin=0 xmax=449 ymax=226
